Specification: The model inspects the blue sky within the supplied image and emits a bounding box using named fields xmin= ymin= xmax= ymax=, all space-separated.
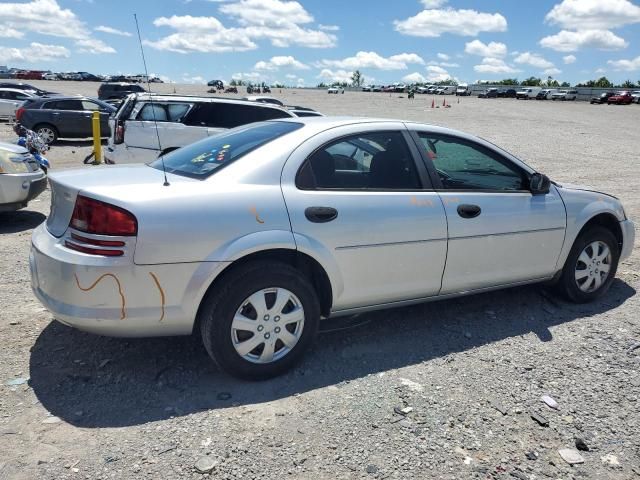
xmin=1 ymin=0 xmax=640 ymax=85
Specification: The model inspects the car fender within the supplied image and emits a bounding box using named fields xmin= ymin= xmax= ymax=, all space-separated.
xmin=292 ymin=232 xmax=344 ymax=301
xmin=204 ymin=229 xmax=297 ymax=262
xmin=555 ymin=187 xmax=626 ymax=270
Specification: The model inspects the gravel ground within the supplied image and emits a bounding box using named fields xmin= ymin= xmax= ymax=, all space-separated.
xmin=1 ymin=81 xmax=639 ymax=480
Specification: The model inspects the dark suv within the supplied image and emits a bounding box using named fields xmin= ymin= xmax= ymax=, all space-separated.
xmin=16 ymin=96 xmax=116 ymax=143
xmin=98 ymin=83 xmax=146 ymax=101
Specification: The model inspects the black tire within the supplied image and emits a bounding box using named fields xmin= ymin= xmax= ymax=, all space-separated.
xmin=556 ymin=226 xmax=619 ymax=303
xmin=198 ymin=261 xmax=320 ymax=380
xmin=33 ymin=124 xmax=58 ymax=144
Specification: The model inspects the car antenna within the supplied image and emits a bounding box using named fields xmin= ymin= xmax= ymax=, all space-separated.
xmin=134 ymin=13 xmax=169 ymax=186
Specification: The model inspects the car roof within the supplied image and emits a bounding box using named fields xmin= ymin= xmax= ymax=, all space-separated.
xmin=130 ymin=93 xmax=292 ymax=110
xmin=0 ymin=87 xmax=34 ymax=93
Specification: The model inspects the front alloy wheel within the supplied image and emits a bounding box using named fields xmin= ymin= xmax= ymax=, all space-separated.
xmin=574 ymin=241 xmax=612 ymax=293
xmin=557 ymin=226 xmax=619 ymax=303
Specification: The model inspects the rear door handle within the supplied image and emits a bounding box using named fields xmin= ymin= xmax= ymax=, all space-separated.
xmin=305 ymin=206 xmax=338 ymax=223
xmin=457 ymin=204 xmax=481 ymax=219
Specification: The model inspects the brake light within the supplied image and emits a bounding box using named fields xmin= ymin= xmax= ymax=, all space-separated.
xmin=16 ymin=107 xmax=25 ymax=122
xmin=70 ymin=195 xmax=137 ymax=236
xmin=114 ymin=121 xmax=125 ymax=144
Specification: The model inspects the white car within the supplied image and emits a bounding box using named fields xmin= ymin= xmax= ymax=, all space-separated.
xmin=242 ymin=96 xmax=285 ymax=106
xmin=0 ymin=142 xmax=47 ymax=212
xmin=0 ymin=88 xmax=38 ymax=120
xmin=631 ymin=91 xmax=640 ymax=104
xmin=516 ymin=87 xmax=542 ymax=99
xmin=105 ymin=93 xmax=296 ymax=164
xmin=42 ymin=73 xmax=59 ymax=81
xmin=31 ymin=117 xmax=634 ymax=379
xmin=327 ymin=86 xmax=344 ymax=94
xmin=551 ymin=89 xmax=578 ymax=101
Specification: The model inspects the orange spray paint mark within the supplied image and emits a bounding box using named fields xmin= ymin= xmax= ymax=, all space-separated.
xmin=249 ymin=206 xmax=265 ymax=224
xmin=148 ymin=272 xmax=166 ymax=322
xmin=74 ymin=273 xmax=126 ymax=320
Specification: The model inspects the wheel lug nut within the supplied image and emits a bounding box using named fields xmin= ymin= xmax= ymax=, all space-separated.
xmin=264 ymin=314 xmax=270 ymax=321
xmin=257 ymin=325 xmax=264 ymax=332
xmin=264 ymin=333 xmax=270 ymax=339
xmin=274 ymin=327 xmax=281 ymax=333
xmin=274 ymin=316 xmax=280 ymax=322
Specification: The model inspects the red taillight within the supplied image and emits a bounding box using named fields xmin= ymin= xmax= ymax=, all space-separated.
xmin=70 ymin=195 xmax=137 ymax=236
xmin=16 ymin=107 xmax=25 ymax=122
xmin=114 ymin=122 xmax=125 ymax=144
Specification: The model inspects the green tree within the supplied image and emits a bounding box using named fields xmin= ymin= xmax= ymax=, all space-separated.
xmin=595 ymin=76 xmax=613 ymax=88
xmin=350 ymin=70 xmax=364 ymax=87
xmin=317 ymin=82 xmax=327 ymax=88
xmin=560 ymin=81 xmax=571 ymax=87
xmin=521 ymin=76 xmax=542 ymax=86
xmin=621 ymin=79 xmax=635 ymax=88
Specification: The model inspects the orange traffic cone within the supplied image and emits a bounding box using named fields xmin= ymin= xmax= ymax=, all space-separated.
xmin=431 ymin=98 xmax=435 ymax=108
xmin=443 ymin=97 xmax=446 ymax=107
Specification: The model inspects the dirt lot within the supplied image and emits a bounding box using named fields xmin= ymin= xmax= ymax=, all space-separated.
xmin=1 ymin=82 xmax=639 ymax=480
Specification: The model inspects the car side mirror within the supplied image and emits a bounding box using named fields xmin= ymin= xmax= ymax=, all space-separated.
xmin=530 ymin=173 xmax=551 ymax=195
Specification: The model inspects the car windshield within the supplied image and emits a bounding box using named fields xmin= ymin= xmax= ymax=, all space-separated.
xmin=149 ymin=121 xmax=302 ymax=180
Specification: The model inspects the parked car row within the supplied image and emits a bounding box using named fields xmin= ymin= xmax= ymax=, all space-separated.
xmin=590 ymin=90 xmax=638 ymax=105
xmin=361 ymin=84 xmax=465 ymax=95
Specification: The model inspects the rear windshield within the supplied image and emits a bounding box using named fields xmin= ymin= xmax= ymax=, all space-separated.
xmin=149 ymin=121 xmax=302 ymax=179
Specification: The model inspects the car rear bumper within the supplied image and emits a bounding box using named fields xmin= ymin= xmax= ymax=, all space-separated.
xmin=30 ymin=223 xmax=228 ymax=337
xmin=620 ymin=219 xmax=635 ymax=262
xmin=0 ymin=171 xmax=47 ymax=211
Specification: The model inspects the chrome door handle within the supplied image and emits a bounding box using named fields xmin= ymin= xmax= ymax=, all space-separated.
xmin=457 ymin=204 xmax=481 ymax=219
xmin=305 ymin=206 xmax=338 ymax=223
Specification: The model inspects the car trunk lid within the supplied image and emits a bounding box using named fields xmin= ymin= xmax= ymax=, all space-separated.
xmin=46 ymin=164 xmax=194 ymax=237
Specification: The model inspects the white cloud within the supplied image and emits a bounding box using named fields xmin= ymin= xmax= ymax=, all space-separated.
xmin=403 ymin=72 xmax=426 ymax=83
xmin=563 ymin=54 xmax=577 ymax=64
xmin=254 ymin=55 xmax=309 ymax=70
xmin=607 ymin=56 xmax=640 ymax=71
xmin=0 ymin=25 xmax=23 ymax=39
xmin=317 ymin=68 xmax=352 ymax=83
xmin=95 ymin=25 xmax=132 ymax=37
xmin=0 ymin=41 xmax=70 ymax=63
xmin=425 ymin=65 xmax=456 ymax=82
xmin=474 ymin=57 xmax=520 ymax=74
xmin=317 ymin=51 xmax=425 ymax=70
xmin=232 ymin=71 xmax=264 ymax=82
xmin=464 ymin=39 xmax=507 ymax=57
xmin=181 ymin=75 xmax=206 ymax=84
xmin=147 ymin=0 xmax=336 ymax=53
xmin=543 ymin=67 xmax=562 ymax=75
xmin=514 ymin=52 xmax=554 ymax=69
xmin=394 ymin=7 xmax=507 ymax=37
xmin=540 ymin=29 xmax=627 ymax=52
xmin=318 ymin=24 xmax=339 ymax=31
xmin=437 ymin=52 xmax=450 ymax=60
xmin=428 ymin=61 xmax=460 ymax=68
xmin=421 ymin=0 xmax=448 ymax=7
xmin=76 ymin=38 xmax=116 ymax=54
xmin=0 ymin=0 xmax=87 ymax=39
xmin=545 ymin=0 xmax=640 ymax=30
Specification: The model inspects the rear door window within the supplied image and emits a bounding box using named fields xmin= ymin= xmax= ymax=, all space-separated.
xmin=137 ymin=103 xmax=192 ymax=122
xmin=184 ymin=102 xmax=290 ymax=129
xmin=45 ymin=100 xmax=84 ymax=110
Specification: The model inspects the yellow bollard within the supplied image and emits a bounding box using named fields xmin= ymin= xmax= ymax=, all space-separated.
xmin=92 ymin=111 xmax=102 ymax=164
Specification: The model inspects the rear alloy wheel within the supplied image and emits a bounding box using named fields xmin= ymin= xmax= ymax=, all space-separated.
xmin=199 ymin=261 xmax=320 ymax=379
xmin=557 ymin=227 xmax=619 ymax=303
xmin=34 ymin=125 xmax=58 ymax=144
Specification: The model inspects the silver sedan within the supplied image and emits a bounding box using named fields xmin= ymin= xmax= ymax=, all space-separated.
xmin=30 ymin=117 xmax=634 ymax=379
xmin=0 ymin=142 xmax=47 ymax=212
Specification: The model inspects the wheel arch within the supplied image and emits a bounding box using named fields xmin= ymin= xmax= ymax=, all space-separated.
xmin=193 ymin=248 xmax=334 ymax=332
xmin=576 ymin=212 xmax=623 ymax=252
